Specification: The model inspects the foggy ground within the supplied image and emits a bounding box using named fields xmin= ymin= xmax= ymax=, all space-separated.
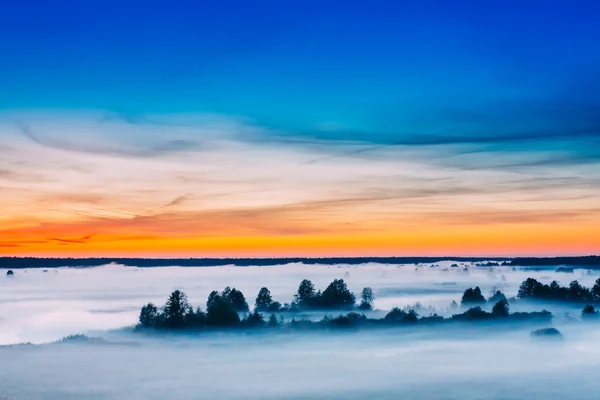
xmin=1 ymin=262 xmax=599 ymax=399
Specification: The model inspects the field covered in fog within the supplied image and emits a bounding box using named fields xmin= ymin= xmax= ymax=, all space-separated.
xmin=2 ymin=262 xmax=600 ymax=399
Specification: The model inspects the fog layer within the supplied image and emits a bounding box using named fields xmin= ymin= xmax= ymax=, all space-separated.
xmin=1 ymin=262 xmax=598 ymax=344
xmin=2 ymin=263 xmax=599 ymax=399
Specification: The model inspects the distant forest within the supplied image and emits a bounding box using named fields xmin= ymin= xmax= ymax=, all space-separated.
xmin=1 ymin=256 xmax=598 ymax=268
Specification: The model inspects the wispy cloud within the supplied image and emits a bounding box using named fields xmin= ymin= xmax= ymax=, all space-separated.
xmin=46 ymin=235 xmax=94 ymax=244
xmin=1 ymin=110 xmax=599 ymax=255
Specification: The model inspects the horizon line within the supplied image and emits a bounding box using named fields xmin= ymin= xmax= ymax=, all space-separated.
xmin=2 ymin=255 xmax=598 ymax=260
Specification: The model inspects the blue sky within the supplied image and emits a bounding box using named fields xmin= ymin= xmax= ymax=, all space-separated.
xmin=2 ymin=1 xmax=600 ymax=140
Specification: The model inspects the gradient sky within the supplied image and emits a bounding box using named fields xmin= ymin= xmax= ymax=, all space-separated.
xmin=1 ymin=1 xmax=599 ymax=257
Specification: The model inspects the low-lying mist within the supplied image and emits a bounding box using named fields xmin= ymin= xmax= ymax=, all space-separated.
xmin=2 ymin=324 xmax=600 ymax=399
xmin=1 ymin=262 xmax=597 ymax=344
xmin=2 ymin=262 xmax=600 ymax=399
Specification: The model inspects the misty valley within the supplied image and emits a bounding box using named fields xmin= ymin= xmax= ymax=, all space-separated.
xmin=2 ymin=262 xmax=600 ymax=399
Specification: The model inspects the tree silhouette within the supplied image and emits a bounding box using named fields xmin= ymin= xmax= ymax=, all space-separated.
xmin=488 ymin=290 xmax=507 ymax=304
xmin=207 ymin=290 xmax=219 ymax=309
xmin=453 ymin=306 xmax=490 ymax=321
xmin=593 ymin=278 xmax=600 ymax=300
xmin=531 ymin=327 xmax=563 ymax=340
xmin=268 ymin=301 xmax=282 ymax=312
xmin=295 ymin=279 xmax=316 ymax=307
xmin=222 ymin=287 xmax=249 ymax=312
xmin=163 ymin=290 xmax=190 ymax=329
xmin=320 ymin=279 xmax=356 ymax=309
xmin=518 ymin=278 xmax=544 ymax=298
xmin=268 ymin=313 xmax=279 ymax=327
xmin=206 ymin=295 xmax=240 ymax=327
xmin=328 ymin=312 xmax=366 ymax=327
xmin=242 ymin=311 xmax=265 ymax=327
xmin=384 ymin=307 xmax=418 ymax=323
xmin=492 ymin=299 xmax=509 ymax=317
xmin=255 ymin=287 xmax=273 ymax=311
xmin=568 ymin=280 xmax=592 ymax=301
xmin=186 ymin=306 xmax=206 ymax=328
xmin=139 ymin=303 xmax=158 ymax=328
xmin=582 ymin=304 xmax=599 ymax=319
xmin=461 ymin=287 xmax=485 ymax=305
xmin=359 ymin=287 xmax=374 ymax=310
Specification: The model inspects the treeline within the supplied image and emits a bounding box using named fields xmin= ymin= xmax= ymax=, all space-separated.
xmin=517 ymin=277 xmax=600 ymax=303
xmin=455 ymin=278 xmax=600 ymax=305
xmin=0 ymin=256 xmax=510 ymax=269
xmin=511 ymin=256 xmax=600 ymax=267
xmin=136 ymin=278 xmax=554 ymax=332
xmin=457 ymin=281 xmax=600 ymax=320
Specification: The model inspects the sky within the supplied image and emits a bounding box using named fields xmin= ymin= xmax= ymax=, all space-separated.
xmin=1 ymin=0 xmax=599 ymax=257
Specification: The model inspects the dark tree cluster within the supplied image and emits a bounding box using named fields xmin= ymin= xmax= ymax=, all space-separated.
xmin=254 ymin=287 xmax=282 ymax=312
xmin=384 ymin=307 xmax=419 ymax=323
xmin=208 ymin=286 xmax=250 ymax=312
xmin=137 ymin=279 xmax=374 ymax=331
xmin=517 ymin=277 xmax=600 ymax=303
xmin=460 ymin=287 xmax=486 ymax=305
xmin=138 ymin=289 xmax=245 ymax=330
xmin=459 ymin=287 xmax=509 ymax=309
xmin=530 ymin=327 xmax=563 ymax=341
xmin=293 ymin=279 xmax=363 ymax=310
xmin=582 ymin=304 xmax=600 ymax=319
xmin=451 ymin=299 xmax=551 ymax=322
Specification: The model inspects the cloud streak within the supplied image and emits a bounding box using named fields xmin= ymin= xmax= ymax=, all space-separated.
xmin=1 ymin=111 xmax=599 ymax=256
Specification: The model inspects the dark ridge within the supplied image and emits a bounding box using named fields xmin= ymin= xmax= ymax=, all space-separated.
xmin=0 ymin=256 xmax=512 ymax=269
xmin=511 ymin=256 xmax=600 ymax=267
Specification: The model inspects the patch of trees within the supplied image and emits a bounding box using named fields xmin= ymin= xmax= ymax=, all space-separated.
xmin=137 ymin=278 xmax=371 ymax=330
xmin=531 ymin=327 xmax=563 ymax=340
xmin=517 ymin=277 xmax=600 ymax=303
xmin=582 ymin=304 xmax=600 ymax=320
xmin=451 ymin=299 xmax=551 ymax=322
xmin=137 ymin=285 xmax=554 ymax=333
xmin=294 ymin=278 xmax=357 ymax=310
xmin=254 ymin=287 xmax=283 ymax=312
xmin=459 ymin=287 xmax=508 ymax=306
xmin=460 ymin=287 xmax=486 ymax=305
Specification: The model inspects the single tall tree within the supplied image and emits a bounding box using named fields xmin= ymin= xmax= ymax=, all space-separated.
xmin=163 ymin=290 xmax=190 ymax=329
xmin=359 ymin=287 xmax=374 ymax=310
xmin=295 ymin=279 xmax=316 ymax=307
xmin=255 ymin=287 xmax=273 ymax=311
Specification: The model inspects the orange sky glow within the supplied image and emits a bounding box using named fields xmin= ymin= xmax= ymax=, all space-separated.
xmin=1 ymin=112 xmax=599 ymax=258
